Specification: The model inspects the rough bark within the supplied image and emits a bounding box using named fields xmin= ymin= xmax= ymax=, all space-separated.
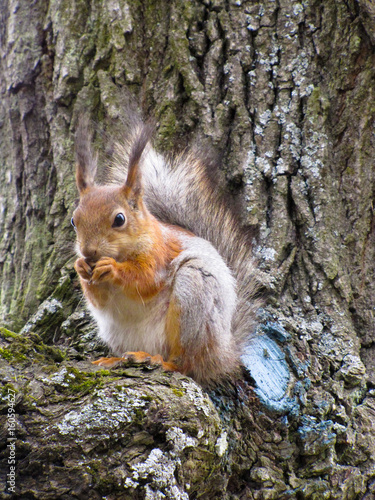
xmin=0 ymin=0 xmax=374 ymax=499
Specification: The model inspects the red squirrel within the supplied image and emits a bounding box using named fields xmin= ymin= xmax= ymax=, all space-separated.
xmin=72 ymin=117 xmax=259 ymax=385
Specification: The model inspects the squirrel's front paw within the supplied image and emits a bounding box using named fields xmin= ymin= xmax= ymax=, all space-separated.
xmin=74 ymin=257 xmax=93 ymax=281
xmin=90 ymin=257 xmax=118 ymax=284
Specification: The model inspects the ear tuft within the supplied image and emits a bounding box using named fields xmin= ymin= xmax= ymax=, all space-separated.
xmin=75 ymin=116 xmax=98 ymax=192
xmin=123 ymin=122 xmax=154 ymax=206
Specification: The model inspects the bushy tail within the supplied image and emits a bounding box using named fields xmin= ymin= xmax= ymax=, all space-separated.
xmin=105 ymin=122 xmax=260 ymax=347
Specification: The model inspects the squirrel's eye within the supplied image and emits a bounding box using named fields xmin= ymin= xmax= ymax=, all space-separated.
xmin=113 ymin=213 xmax=126 ymax=228
xmin=71 ymin=217 xmax=76 ymax=228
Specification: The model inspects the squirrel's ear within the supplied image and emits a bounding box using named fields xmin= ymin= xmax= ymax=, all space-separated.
xmin=75 ymin=116 xmax=97 ymax=193
xmin=123 ymin=123 xmax=153 ymax=208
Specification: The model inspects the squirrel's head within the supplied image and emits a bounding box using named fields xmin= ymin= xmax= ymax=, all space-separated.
xmin=72 ymin=121 xmax=153 ymax=265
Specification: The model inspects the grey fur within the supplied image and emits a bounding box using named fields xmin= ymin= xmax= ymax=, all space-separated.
xmin=171 ymin=235 xmax=239 ymax=382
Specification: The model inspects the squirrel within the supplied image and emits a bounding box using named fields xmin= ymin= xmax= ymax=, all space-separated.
xmin=72 ymin=116 xmax=259 ymax=385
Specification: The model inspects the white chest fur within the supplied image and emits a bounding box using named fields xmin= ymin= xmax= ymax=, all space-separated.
xmin=87 ymin=286 xmax=171 ymax=357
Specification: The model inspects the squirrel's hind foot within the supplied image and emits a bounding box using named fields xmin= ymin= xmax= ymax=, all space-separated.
xmin=92 ymin=352 xmax=178 ymax=372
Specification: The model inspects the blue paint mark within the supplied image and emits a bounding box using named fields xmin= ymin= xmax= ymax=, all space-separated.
xmin=241 ymin=333 xmax=298 ymax=414
xmin=262 ymin=321 xmax=291 ymax=342
xmin=285 ymin=346 xmax=310 ymax=378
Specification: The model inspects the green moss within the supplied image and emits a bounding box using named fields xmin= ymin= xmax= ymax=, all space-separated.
xmin=51 ymin=268 xmax=76 ymax=302
xmin=0 ymin=384 xmax=19 ymax=409
xmin=172 ymin=388 xmax=185 ymax=397
xmin=1 ymin=383 xmax=17 ymax=396
xmin=52 ymin=366 xmax=124 ymax=398
xmin=306 ymin=86 xmax=330 ymax=123
xmin=35 ymin=341 xmax=66 ymax=363
xmin=95 ymin=369 xmax=111 ymax=377
xmin=156 ymin=105 xmax=178 ymax=149
xmin=0 ymin=347 xmax=13 ymax=360
xmin=2 ymin=330 xmax=65 ymax=366
xmin=140 ymin=394 xmax=153 ymax=402
xmin=67 ymin=377 xmax=101 ymax=395
xmin=0 ymin=327 xmax=19 ymax=338
xmin=0 ymin=340 xmax=28 ymax=361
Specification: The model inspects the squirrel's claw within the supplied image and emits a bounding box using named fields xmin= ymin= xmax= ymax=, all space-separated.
xmin=123 ymin=351 xmax=179 ymax=371
xmin=90 ymin=257 xmax=116 ymax=284
xmin=74 ymin=257 xmax=93 ymax=282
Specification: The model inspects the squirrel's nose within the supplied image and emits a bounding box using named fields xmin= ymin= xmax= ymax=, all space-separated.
xmin=81 ymin=246 xmax=99 ymax=266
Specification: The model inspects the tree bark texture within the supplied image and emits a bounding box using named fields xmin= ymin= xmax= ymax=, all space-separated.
xmin=0 ymin=0 xmax=374 ymax=499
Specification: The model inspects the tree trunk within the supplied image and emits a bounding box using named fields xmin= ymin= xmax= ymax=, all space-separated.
xmin=0 ymin=0 xmax=374 ymax=499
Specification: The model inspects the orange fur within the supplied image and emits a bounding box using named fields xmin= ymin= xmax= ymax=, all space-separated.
xmin=77 ymin=224 xmax=182 ymax=307
xmin=165 ymin=297 xmax=184 ymax=363
xmin=90 ymin=218 xmax=183 ymax=302
xmin=92 ymin=353 xmax=179 ymax=371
